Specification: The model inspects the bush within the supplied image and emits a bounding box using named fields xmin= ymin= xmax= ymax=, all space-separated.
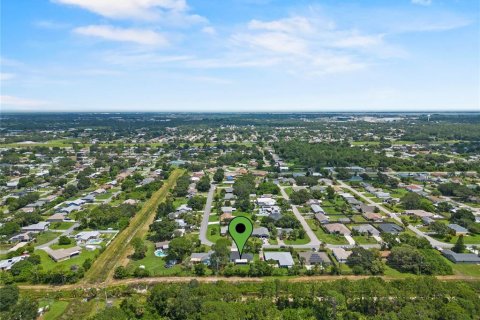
xmin=58 ymin=235 xmax=72 ymax=245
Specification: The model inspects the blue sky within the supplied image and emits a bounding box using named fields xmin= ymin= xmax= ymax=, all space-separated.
xmin=1 ymin=0 xmax=479 ymax=112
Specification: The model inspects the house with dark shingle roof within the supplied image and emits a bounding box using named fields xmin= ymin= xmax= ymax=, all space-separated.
xmin=377 ymin=223 xmax=403 ymax=234
xmin=298 ymin=251 xmax=331 ymax=266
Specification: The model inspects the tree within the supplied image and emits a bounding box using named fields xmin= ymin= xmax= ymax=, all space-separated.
xmin=452 ymin=235 xmax=466 ymax=253
xmin=326 ymin=186 xmax=335 ymax=200
xmin=290 ymin=189 xmax=311 ymax=205
xmin=148 ymin=220 xmax=177 ymax=241
xmin=188 ymin=196 xmax=206 ymax=211
xmin=113 ymin=266 xmax=129 ymax=279
xmin=346 ymin=247 xmax=384 ymax=275
xmin=431 ymin=221 xmax=449 ymax=237
xmin=77 ymin=176 xmax=91 ymax=190
xmin=213 ymin=168 xmax=225 ymax=183
xmin=58 ymin=235 xmax=72 ymax=245
xmin=131 ymin=237 xmax=147 ymax=260
xmin=0 ymin=284 xmax=19 ymax=312
xmin=7 ymin=297 xmax=38 ymax=320
xmin=167 ymin=237 xmax=194 ymax=262
xmin=401 ymin=192 xmax=422 ymax=210
xmin=194 ymin=263 xmax=206 ymax=276
xmin=387 ymin=245 xmax=425 ymax=274
xmin=210 ymin=238 xmax=230 ymax=273
xmin=196 ymin=175 xmax=211 ymax=192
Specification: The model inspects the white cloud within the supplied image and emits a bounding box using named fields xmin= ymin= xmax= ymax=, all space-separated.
xmin=226 ymin=15 xmax=390 ymax=74
xmin=74 ymin=25 xmax=168 ymax=46
xmin=202 ymin=26 xmax=216 ymax=35
xmin=0 ymin=73 xmax=16 ymax=81
xmin=53 ymin=0 xmax=208 ymax=27
xmin=411 ymin=0 xmax=432 ymax=6
xmin=34 ymin=20 xmax=70 ymax=29
xmin=0 ymin=95 xmax=49 ymax=107
xmin=248 ymin=16 xmax=317 ymax=34
xmin=53 ymin=0 xmax=187 ymax=20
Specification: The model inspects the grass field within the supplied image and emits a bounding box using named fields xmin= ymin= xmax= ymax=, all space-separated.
xmin=34 ymin=231 xmax=59 ymax=246
xmin=207 ymin=224 xmax=223 ymax=243
xmin=36 ymin=248 xmax=98 ymax=272
xmin=431 ymin=233 xmax=480 ymax=244
xmin=306 ymin=220 xmax=349 ymax=245
xmin=83 ymin=169 xmax=184 ymax=283
xmin=352 ymin=236 xmax=378 ymax=244
xmin=49 ymin=222 xmax=75 ymax=230
xmin=40 ymin=300 xmax=70 ymax=320
xmin=284 ymin=234 xmax=311 ymax=245
xmin=127 ymin=241 xmax=191 ymax=276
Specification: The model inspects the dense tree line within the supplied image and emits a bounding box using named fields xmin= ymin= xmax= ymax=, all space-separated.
xmin=89 ymin=277 xmax=480 ymax=320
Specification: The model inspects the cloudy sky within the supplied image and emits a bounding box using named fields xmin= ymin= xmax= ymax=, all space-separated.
xmin=1 ymin=0 xmax=479 ymax=112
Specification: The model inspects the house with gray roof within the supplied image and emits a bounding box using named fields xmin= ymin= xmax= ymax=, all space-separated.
xmin=264 ymin=251 xmax=294 ymax=268
xmin=377 ymin=223 xmax=403 ymax=234
xmin=352 ymin=224 xmax=380 ymax=236
xmin=230 ymin=252 xmax=254 ymax=264
xmin=298 ymin=251 xmax=331 ymax=266
xmin=441 ymin=249 xmax=480 ymax=264
xmin=447 ymin=224 xmax=469 ymax=236
xmin=252 ymin=227 xmax=270 ymax=238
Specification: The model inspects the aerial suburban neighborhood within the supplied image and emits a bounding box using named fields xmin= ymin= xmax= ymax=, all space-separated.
xmin=1 ymin=113 xmax=479 ymax=316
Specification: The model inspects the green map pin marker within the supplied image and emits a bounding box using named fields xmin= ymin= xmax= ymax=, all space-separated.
xmin=228 ymin=216 xmax=253 ymax=259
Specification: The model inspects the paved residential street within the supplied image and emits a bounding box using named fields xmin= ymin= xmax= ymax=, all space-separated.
xmin=279 ymin=185 xmax=321 ymax=246
xmin=199 ymin=184 xmax=216 ymax=246
xmin=337 ymin=180 xmax=453 ymax=249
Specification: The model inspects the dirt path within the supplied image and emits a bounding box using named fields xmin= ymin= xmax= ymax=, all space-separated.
xmin=18 ymin=274 xmax=480 ymax=292
xmin=83 ymin=169 xmax=184 ymax=284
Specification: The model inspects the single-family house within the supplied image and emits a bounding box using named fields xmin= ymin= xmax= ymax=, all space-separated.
xmin=46 ymin=246 xmax=82 ymax=262
xmin=190 ymin=251 xmax=214 ymax=265
xmin=332 ymin=248 xmax=352 ymax=263
xmin=298 ymin=251 xmax=331 ymax=266
xmin=324 ymin=223 xmax=351 ymax=235
xmin=377 ymin=223 xmax=403 ymax=234
xmin=252 ymin=227 xmax=270 ymax=238
xmin=352 ymin=224 xmax=380 ymax=236
xmin=315 ymin=213 xmax=329 ymax=224
xmin=264 ymin=251 xmax=294 ymax=268
xmin=230 ymin=252 xmax=254 ymax=264
xmin=448 ymin=224 xmax=469 ymax=236
xmin=47 ymin=213 xmax=65 ymax=222
xmin=21 ymin=222 xmax=49 ymax=233
xmin=441 ymin=249 xmax=480 ymax=264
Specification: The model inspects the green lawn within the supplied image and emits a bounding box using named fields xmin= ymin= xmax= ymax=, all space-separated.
xmin=127 ymin=241 xmax=197 ymax=276
xmin=95 ymin=192 xmax=113 ymax=200
xmin=36 ymin=248 xmax=99 ymax=271
xmin=40 ymin=300 xmax=70 ymax=320
xmin=208 ymin=214 xmax=219 ymax=222
xmin=283 ymin=233 xmax=311 ymax=245
xmin=34 ymin=231 xmax=59 ymax=246
xmin=431 ymin=233 xmax=480 ymax=244
xmin=173 ymin=197 xmax=188 ymax=208
xmin=350 ymin=215 xmax=367 ymax=223
xmin=207 ymin=224 xmax=224 ymax=243
xmin=49 ymin=221 xmax=75 ymax=230
xmin=306 ymin=220 xmax=349 ymax=245
xmin=352 ymin=236 xmax=378 ymax=244
xmin=50 ymin=242 xmax=77 ymax=250
xmin=284 ymin=187 xmax=293 ymax=196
